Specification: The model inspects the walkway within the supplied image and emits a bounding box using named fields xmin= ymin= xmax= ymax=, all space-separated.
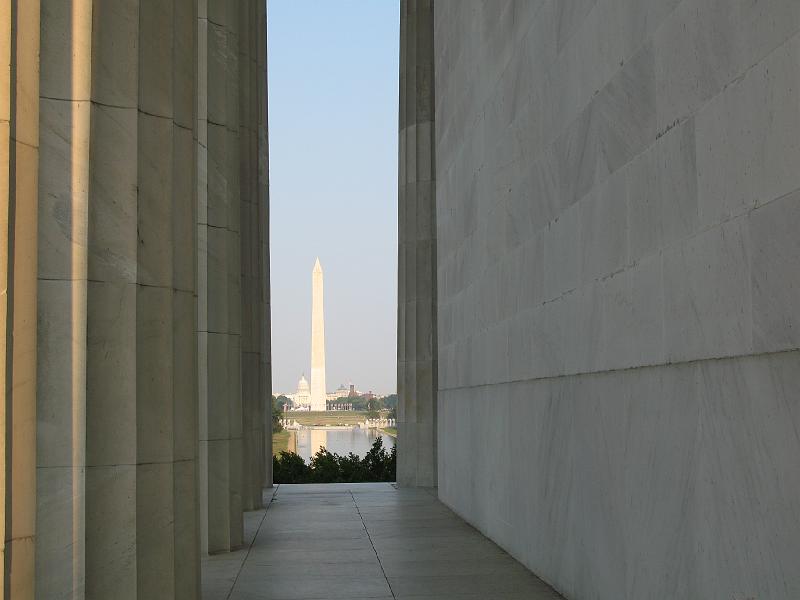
xmin=202 ymin=482 xmax=564 ymax=600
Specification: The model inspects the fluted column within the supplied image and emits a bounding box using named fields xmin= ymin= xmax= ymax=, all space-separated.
xmin=1 ymin=2 xmax=40 ymax=597
xmin=35 ymin=0 xmax=91 ymax=596
xmin=259 ymin=0 xmax=273 ymax=491
xmin=4 ymin=0 xmax=269 ymax=593
xmin=397 ymin=0 xmax=437 ymax=488
xmin=240 ymin=0 xmax=269 ymax=511
xmin=198 ymin=0 xmax=245 ymax=553
xmin=35 ymin=1 xmax=200 ymax=598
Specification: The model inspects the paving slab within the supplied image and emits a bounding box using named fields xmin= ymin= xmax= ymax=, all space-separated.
xmin=202 ymin=483 xmax=563 ymax=600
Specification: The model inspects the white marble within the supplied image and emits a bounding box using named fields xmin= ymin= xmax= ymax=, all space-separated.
xmin=204 ymin=484 xmax=562 ymax=600
xmin=310 ymin=258 xmax=327 ymax=411
xmin=3 ymin=6 xmax=40 ymax=598
xmin=5 ymin=0 xmax=269 ymax=595
xmin=435 ymin=1 xmax=800 ymax=598
xmin=750 ymin=190 xmax=800 ymax=353
xmin=398 ymin=0 xmax=438 ymax=488
xmin=695 ymin=34 xmax=800 ymax=227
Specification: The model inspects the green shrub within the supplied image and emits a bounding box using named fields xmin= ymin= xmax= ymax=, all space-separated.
xmin=272 ymin=451 xmax=309 ymax=483
xmin=273 ymin=437 xmax=396 ymax=484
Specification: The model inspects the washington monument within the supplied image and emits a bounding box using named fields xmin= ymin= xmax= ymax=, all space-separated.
xmin=310 ymin=258 xmax=327 ymax=411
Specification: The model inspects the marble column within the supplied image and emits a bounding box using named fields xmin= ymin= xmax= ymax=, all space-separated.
xmin=3 ymin=0 xmax=269 ymax=593
xmin=239 ymin=0 xmax=268 ymax=512
xmin=198 ymin=0 xmax=244 ymax=553
xmin=258 ymin=0 xmax=273 ymax=492
xmin=198 ymin=0 xmax=270 ymax=537
xmin=1 ymin=1 xmax=40 ymax=597
xmin=35 ymin=0 xmax=90 ymax=596
xmin=35 ymin=1 xmax=200 ymax=598
xmin=397 ymin=0 xmax=438 ymax=488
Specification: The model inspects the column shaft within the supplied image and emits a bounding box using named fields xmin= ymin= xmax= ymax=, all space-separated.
xmin=85 ymin=0 xmax=199 ymax=596
xmin=4 ymin=0 xmax=269 ymax=593
xmin=1 ymin=1 xmax=40 ymax=597
xmin=259 ymin=0 xmax=273 ymax=489
xmin=239 ymin=0 xmax=266 ymax=512
xmin=36 ymin=0 xmax=90 ymax=596
xmin=198 ymin=0 xmax=245 ymax=553
xmin=35 ymin=1 xmax=200 ymax=598
xmin=397 ymin=0 xmax=437 ymax=488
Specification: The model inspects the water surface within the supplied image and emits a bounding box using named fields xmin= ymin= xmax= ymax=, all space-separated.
xmin=294 ymin=426 xmax=395 ymax=463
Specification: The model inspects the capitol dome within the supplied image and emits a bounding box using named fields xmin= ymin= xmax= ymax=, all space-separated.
xmin=295 ymin=375 xmax=310 ymax=395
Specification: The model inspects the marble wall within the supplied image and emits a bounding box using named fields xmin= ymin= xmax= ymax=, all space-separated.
xmin=1 ymin=0 xmax=270 ymax=597
xmin=434 ymin=2 xmax=800 ymax=599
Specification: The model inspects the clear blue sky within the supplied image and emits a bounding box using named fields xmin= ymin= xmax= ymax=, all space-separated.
xmin=268 ymin=1 xmax=400 ymax=396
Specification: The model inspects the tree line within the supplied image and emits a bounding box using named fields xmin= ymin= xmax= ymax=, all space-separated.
xmin=273 ymin=437 xmax=396 ymax=483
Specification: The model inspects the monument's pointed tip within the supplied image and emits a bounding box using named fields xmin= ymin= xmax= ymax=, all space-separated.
xmin=313 ymin=257 xmax=322 ymax=272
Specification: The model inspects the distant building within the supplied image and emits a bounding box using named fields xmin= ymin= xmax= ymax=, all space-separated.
xmin=288 ymin=377 xmax=372 ymax=410
xmin=327 ymin=383 xmax=351 ymax=402
xmin=326 ymin=401 xmax=353 ymax=411
xmin=287 ymin=375 xmax=311 ymax=409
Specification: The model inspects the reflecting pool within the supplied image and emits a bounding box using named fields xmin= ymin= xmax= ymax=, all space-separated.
xmin=294 ymin=426 xmax=395 ymax=463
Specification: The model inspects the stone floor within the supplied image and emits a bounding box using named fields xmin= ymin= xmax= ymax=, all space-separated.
xmin=202 ymin=482 xmax=564 ymax=600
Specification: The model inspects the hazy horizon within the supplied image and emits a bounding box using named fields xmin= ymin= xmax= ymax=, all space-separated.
xmin=268 ymin=1 xmax=400 ymax=396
